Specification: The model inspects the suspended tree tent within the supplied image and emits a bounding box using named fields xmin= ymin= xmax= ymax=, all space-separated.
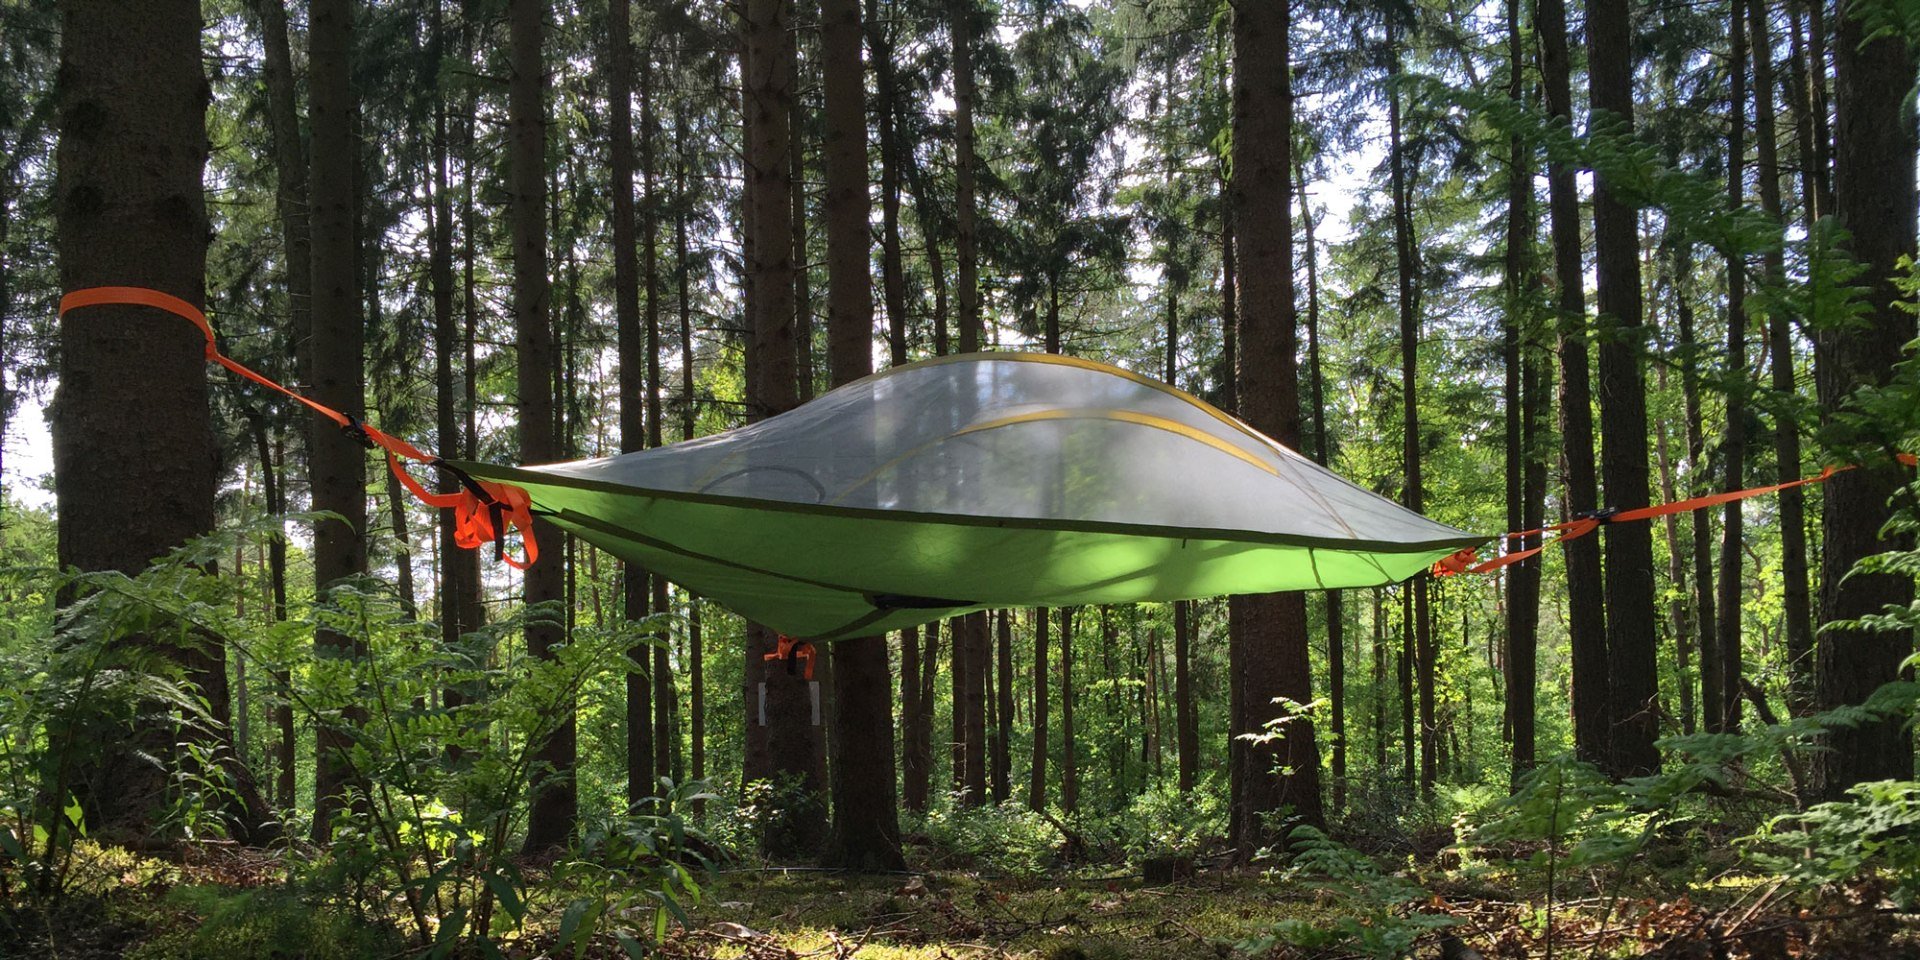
xmin=457 ymin=353 xmax=1483 ymax=639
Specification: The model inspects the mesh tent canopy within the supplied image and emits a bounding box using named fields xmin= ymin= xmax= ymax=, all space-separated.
xmin=456 ymin=352 xmax=1485 ymax=639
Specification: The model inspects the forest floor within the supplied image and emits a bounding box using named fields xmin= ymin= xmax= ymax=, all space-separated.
xmin=664 ymin=866 xmax=1920 ymax=959
xmin=10 ymin=841 xmax=1920 ymax=959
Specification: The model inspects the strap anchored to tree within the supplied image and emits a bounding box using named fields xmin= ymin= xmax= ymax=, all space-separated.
xmin=763 ymin=634 xmax=817 ymax=680
xmin=1436 ymin=454 xmax=1919 ymax=578
xmin=58 ymin=286 xmax=539 ymax=570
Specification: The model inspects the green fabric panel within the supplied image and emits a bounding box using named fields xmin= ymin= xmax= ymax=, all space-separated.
xmin=470 ymin=464 xmax=1479 ymax=640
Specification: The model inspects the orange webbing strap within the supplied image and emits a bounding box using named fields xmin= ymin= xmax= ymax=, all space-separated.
xmin=59 ymin=286 xmax=538 ymax=570
xmin=1437 ymin=454 xmax=1920 ymax=578
xmin=763 ymin=634 xmax=818 ymax=681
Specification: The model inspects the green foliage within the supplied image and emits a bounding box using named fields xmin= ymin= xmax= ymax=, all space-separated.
xmin=1746 ymin=781 xmax=1920 ymax=908
xmin=130 ymin=885 xmax=404 ymax=960
xmin=1240 ymin=825 xmax=1456 ymax=960
xmin=1107 ymin=779 xmax=1225 ymax=862
xmin=911 ymin=800 xmax=1066 ymax=877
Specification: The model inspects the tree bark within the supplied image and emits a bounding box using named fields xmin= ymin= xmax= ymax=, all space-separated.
xmin=305 ymin=0 xmax=370 ymax=843
xmin=1061 ymin=607 xmax=1078 ymax=814
xmin=1673 ymin=240 xmax=1717 ymax=736
xmin=1229 ymin=0 xmax=1323 ymax=850
xmin=52 ymin=0 xmax=220 ymax=842
xmin=1538 ymin=0 xmax=1611 ymax=769
xmin=1298 ymin=157 xmax=1344 ymax=812
xmin=952 ymin=0 xmax=981 ymax=353
xmin=1714 ymin=3 xmax=1750 ymax=736
xmin=610 ymin=0 xmax=656 ymax=809
xmin=1030 ymin=607 xmax=1050 ymax=809
xmin=741 ymin=0 xmax=825 ymax=852
xmin=1503 ymin=0 xmax=1543 ymax=787
xmin=1387 ymin=40 xmax=1436 ymax=801
xmin=1750 ymin=0 xmax=1815 ymax=718
xmin=509 ymin=0 xmax=574 ymax=853
xmin=1591 ymin=0 xmax=1661 ymax=779
xmin=1813 ymin=0 xmax=1917 ymax=797
xmin=819 ymin=0 xmax=905 ymax=871
xmin=994 ymin=608 xmax=1014 ymax=803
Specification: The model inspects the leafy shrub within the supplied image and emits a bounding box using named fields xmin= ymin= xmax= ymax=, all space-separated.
xmin=1745 ymin=780 xmax=1920 ymax=907
xmin=1106 ymin=778 xmax=1226 ymax=863
xmin=1240 ymin=825 xmax=1456 ymax=960
xmin=912 ymin=798 xmax=1064 ymax=876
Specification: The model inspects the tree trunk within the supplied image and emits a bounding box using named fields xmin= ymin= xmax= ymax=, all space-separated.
xmin=1298 ymin=157 xmax=1344 ymax=812
xmin=1173 ymin=600 xmax=1196 ymax=792
xmin=1030 ymin=606 xmax=1050 ymax=809
xmin=429 ymin=0 xmax=481 ymax=752
xmin=1751 ymin=0 xmax=1815 ymax=718
xmin=952 ymin=0 xmax=981 ymax=354
xmin=742 ymin=0 xmax=825 ymax=852
xmin=963 ymin=613 xmax=988 ymax=805
xmin=1813 ymin=0 xmax=1917 ymax=797
xmin=249 ymin=0 xmax=307 ymax=810
xmin=610 ymin=0 xmax=656 ymax=809
xmin=1538 ymin=0 xmax=1611 ymax=769
xmin=819 ymin=0 xmax=905 ymax=870
xmin=1714 ymin=2 xmax=1750 ymax=736
xmin=643 ymin=59 xmax=675 ymax=793
xmin=1060 ymin=607 xmax=1078 ymax=814
xmin=994 ymin=609 xmax=1013 ymax=804
xmin=901 ymin=625 xmax=927 ymax=809
xmin=1229 ymin=0 xmax=1323 ymax=850
xmin=675 ymin=102 xmax=704 ymax=805
xmin=1503 ymin=0 xmax=1542 ymax=787
xmin=510 ymin=0 xmax=573 ymax=853
xmin=868 ymin=0 xmax=910 ymax=368
xmin=1675 ymin=241 xmax=1716 ymax=735
xmin=306 ymin=0 xmax=370 ymax=843
xmin=1387 ymin=42 xmax=1435 ymax=801
xmin=52 ymin=0 xmax=221 ymax=842
xmin=1589 ymin=0 xmax=1662 ymax=778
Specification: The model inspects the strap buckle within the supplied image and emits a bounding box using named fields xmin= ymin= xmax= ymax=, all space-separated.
xmin=340 ymin=414 xmax=377 ymax=450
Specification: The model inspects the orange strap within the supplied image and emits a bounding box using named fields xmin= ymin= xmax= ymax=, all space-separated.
xmin=59 ymin=286 xmax=538 ymax=570
xmin=1438 ymin=454 xmax=1919 ymax=578
xmin=763 ymin=634 xmax=818 ymax=681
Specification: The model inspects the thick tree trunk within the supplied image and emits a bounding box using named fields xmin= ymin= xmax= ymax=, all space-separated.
xmin=819 ymin=0 xmax=905 ymax=871
xmin=1813 ymin=0 xmax=1917 ymax=797
xmin=510 ymin=0 xmax=574 ymax=853
xmin=306 ymin=0 xmax=370 ymax=843
xmin=52 ymin=0 xmax=221 ymax=841
xmin=1538 ymin=0 xmax=1611 ymax=768
xmin=1589 ymin=0 xmax=1662 ymax=778
xmin=1714 ymin=4 xmax=1750 ymax=736
xmin=741 ymin=0 xmax=825 ymax=852
xmin=1229 ymin=0 xmax=1323 ymax=851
